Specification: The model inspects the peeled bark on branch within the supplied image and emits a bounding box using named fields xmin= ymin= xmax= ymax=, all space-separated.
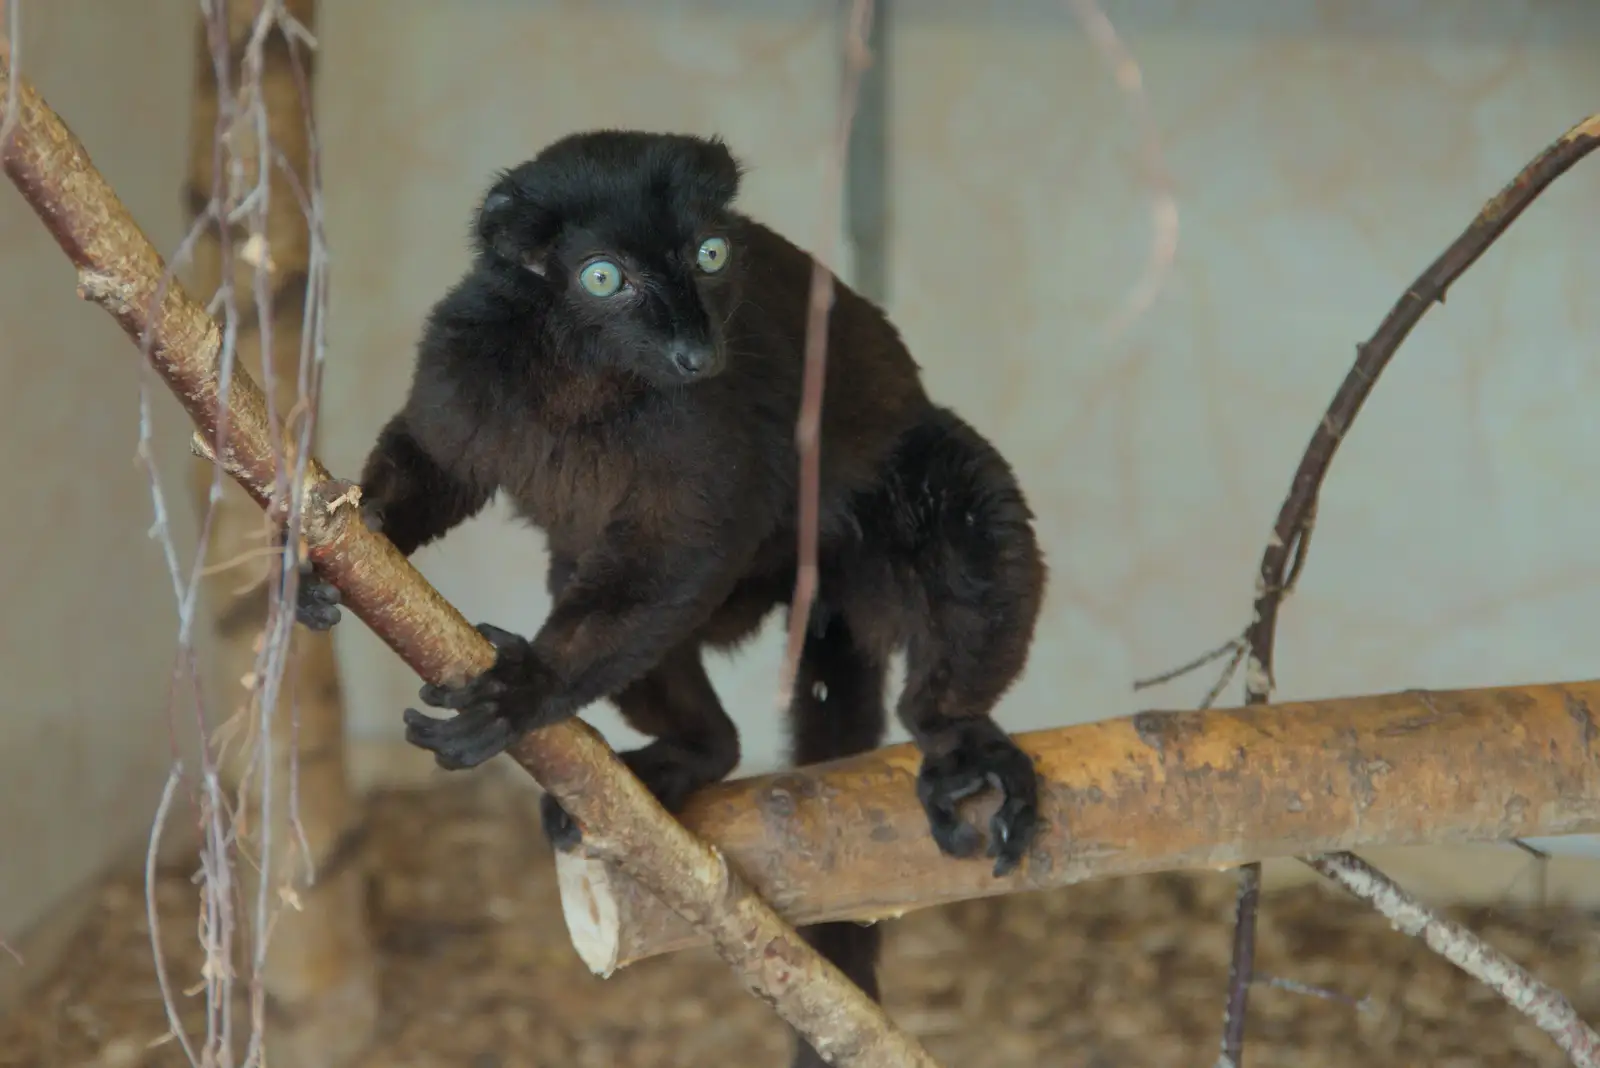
xmin=0 ymin=52 xmax=935 ymax=1068
xmin=558 ymin=678 xmax=1600 ymax=971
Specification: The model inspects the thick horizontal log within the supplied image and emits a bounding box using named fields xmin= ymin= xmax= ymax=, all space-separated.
xmin=559 ymin=678 xmax=1600 ymax=973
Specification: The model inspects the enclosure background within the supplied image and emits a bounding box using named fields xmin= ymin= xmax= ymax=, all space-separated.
xmin=4 ymin=0 xmax=1600 ymax=970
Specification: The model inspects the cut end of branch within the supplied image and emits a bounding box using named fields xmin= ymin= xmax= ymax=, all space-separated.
xmin=556 ymin=850 xmax=624 ymax=978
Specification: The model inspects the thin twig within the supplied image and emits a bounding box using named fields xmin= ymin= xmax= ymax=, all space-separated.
xmin=1252 ymin=973 xmax=1374 ymax=1014
xmin=1214 ymin=861 xmax=1260 ymax=1068
xmin=777 ymin=0 xmax=876 ymax=709
xmin=1133 ymin=633 xmax=1247 ymax=712
xmin=1201 ymin=112 xmax=1600 ymax=1067
xmin=1131 ymin=634 xmax=1242 ymax=691
xmin=145 ymin=765 xmax=200 ymax=1068
xmin=1307 ymin=853 xmax=1600 ymax=1067
xmin=1511 ymin=838 xmax=1552 ymax=862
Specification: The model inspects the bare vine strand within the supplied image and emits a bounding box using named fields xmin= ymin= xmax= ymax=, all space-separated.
xmin=776 ymin=0 xmax=876 ymax=710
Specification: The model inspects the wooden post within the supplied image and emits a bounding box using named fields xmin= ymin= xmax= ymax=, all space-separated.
xmin=181 ymin=3 xmax=377 ymax=1064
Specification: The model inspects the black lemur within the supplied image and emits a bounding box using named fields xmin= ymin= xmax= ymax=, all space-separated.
xmin=295 ymin=129 xmax=1046 ymax=1065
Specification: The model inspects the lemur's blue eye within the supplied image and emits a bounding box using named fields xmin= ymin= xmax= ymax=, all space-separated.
xmin=696 ymin=237 xmax=729 ymax=274
xmin=580 ymin=260 xmax=623 ymax=297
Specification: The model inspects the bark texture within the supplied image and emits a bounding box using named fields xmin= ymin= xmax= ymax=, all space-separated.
xmin=556 ymin=678 xmax=1600 ymax=970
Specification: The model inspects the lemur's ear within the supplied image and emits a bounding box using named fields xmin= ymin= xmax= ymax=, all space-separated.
xmin=686 ymin=134 xmax=744 ymax=210
xmin=474 ymin=169 xmax=559 ymax=274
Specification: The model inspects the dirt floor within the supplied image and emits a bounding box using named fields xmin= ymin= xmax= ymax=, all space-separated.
xmin=4 ymin=774 xmax=1598 ymax=1068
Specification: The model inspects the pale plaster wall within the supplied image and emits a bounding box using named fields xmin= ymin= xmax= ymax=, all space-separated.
xmin=0 ymin=0 xmax=199 ymax=970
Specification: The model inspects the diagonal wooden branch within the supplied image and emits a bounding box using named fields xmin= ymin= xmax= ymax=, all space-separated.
xmin=1214 ymin=111 xmax=1600 ymax=1067
xmin=558 ymin=677 xmax=1600 ymax=971
xmin=0 ymin=51 xmax=937 ymax=1068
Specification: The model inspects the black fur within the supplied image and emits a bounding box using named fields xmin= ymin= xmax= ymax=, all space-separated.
xmin=296 ymin=129 xmax=1047 ymax=1065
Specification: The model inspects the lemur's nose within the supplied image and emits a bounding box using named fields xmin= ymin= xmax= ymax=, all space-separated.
xmin=668 ymin=340 xmax=718 ymax=377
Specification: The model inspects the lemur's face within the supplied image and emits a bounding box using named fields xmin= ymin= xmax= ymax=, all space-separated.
xmin=475 ymin=130 xmax=746 ymax=388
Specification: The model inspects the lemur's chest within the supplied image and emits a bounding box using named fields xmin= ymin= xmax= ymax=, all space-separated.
xmin=488 ymin=370 xmax=768 ymax=552
xmin=495 ymin=418 xmax=635 ymax=542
